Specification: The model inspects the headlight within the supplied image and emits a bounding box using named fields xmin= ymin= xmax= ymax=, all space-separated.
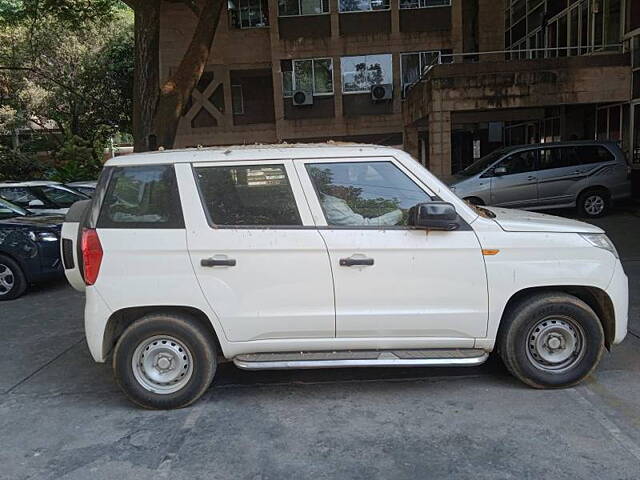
xmin=28 ymin=231 xmax=59 ymax=242
xmin=580 ymin=233 xmax=619 ymax=258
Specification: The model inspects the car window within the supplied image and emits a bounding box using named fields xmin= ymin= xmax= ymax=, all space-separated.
xmin=494 ymin=150 xmax=537 ymax=175
xmin=37 ymin=186 xmax=84 ymax=208
xmin=98 ymin=165 xmax=184 ymax=228
xmin=0 ymin=187 xmax=41 ymax=207
xmin=539 ymin=147 xmax=581 ymax=170
xmin=306 ymin=161 xmax=432 ymax=227
xmin=195 ymin=164 xmax=301 ymax=226
xmin=574 ymin=145 xmax=615 ymax=165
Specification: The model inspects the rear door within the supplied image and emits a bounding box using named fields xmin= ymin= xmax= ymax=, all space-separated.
xmin=185 ymin=160 xmax=335 ymax=342
xmin=536 ymin=146 xmax=586 ymax=206
xmin=489 ymin=149 xmax=538 ymax=208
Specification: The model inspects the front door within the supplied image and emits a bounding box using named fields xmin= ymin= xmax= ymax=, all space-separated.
xmin=296 ymin=157 xmax=488 ymax=341
xmin=489 ymin=149 xmax=538 ymax=208
xmin=184 ymin=160 xmax=335 ymax=342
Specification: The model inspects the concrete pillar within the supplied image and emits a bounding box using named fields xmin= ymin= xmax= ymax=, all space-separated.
xmin=427 ymin=111 xmax=452 ymax=176
xmin=403 ymin=124 xmax=419 ymax=159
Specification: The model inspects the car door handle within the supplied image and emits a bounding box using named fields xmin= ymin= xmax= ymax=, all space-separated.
xmin=340 ymin=257 xmax=374 ymax=267
xmin=527 ymin=175 xmax=537 ymax=181
xmin=201 ymin=257 xmax=236 ymax=267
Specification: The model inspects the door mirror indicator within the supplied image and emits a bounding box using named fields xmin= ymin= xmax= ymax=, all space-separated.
xmin=408 ymin=202 xmax=461 ymax=231
xmin=493 ymin=166 xmax=507 ymax=176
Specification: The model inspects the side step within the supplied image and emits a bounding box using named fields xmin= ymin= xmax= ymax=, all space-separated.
xmin=233 ymin=349 xmax=489 ymax=370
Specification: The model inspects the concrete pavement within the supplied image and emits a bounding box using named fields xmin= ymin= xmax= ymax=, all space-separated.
xmin=0 ymin=208 xmax=639 ymax=479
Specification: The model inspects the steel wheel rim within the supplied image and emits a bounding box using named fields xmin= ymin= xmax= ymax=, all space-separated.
xmin=0 ymin=264 xmax=15 ymax=296
xmin=526 ymin=316 xmax=586 ymax=373
xmin=132 ymin=335 xmax=194 ymax=394
xmin=584 ymin=195 xmax=604 ymax=215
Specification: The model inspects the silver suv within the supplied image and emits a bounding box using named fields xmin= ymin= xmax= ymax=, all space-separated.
xmin=449 ymin=141 xmax=631 ymax=218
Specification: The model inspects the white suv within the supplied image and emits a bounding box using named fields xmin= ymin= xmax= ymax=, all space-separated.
xmin=61 ymin=144 xmax=628 ymax=409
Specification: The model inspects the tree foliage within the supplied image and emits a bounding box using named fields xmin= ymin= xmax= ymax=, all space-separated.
xmin=0 ymin=0 xmax=132 ymax=179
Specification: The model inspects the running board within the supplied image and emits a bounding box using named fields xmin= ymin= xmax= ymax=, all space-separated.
xmin=233 ymin=349 xmax=489 ymax=370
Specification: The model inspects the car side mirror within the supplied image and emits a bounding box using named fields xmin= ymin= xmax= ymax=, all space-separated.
xmin=493 ymin=166 xmax=507 ymax=176
xmin=28 ymin=199 xmax=45 ymax=207
xmin=408 ymin=202 xmax=461 ymax=231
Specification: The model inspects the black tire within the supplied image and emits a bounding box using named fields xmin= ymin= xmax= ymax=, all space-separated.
xmin=577 ymin=188 xmax=610 ymax=218
xmin=498 ymin=293 xmax=604 ymax=389
xmin=113 ymin=313 xmax=217 ymax=409
xmin=0 ymin=254 xmax=27 ymax=301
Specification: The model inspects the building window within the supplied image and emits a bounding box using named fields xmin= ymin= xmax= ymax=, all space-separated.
xmin=400 ymin=51 xmax=441 ymax=94
xmin=278 ymin=0 xmax=328 ymax=16
xmin=282 ymin=58 xmax=333 ymax=97
xmin=339 ymin=0 xmax=389 ymax=13
xmin=229 ymin=0 xmax=269 ymax=28
xmin=505 ymin=0 xmax=623 ymax=59
xmin=340 ymin=54 xmax=392 ymax=93
xmin=232 ymin=85 xmax=244 ymax=114
xmin=633 ymin=35 xmax=640 ymax=100
xmin=399 ymin=0 xmax=450 ymax=9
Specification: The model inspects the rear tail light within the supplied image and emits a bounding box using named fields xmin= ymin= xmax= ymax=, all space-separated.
xmin=81 ymin=228 xmax=103 ymax=285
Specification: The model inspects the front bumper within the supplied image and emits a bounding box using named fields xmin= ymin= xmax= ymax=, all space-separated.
xmin=607 ymin=260 xmax=628 ymax=345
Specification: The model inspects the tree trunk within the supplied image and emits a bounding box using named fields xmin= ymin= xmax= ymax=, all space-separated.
xmin=132 ymin=0 xmax=160 ymax=152
xmin=151 ymin=0 xmax=224 ymax=150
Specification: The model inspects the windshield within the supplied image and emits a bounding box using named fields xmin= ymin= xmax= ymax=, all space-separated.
xmin=0 ymin=197 xmax=29 ymax=219
xmin=458 ymin=150 xmax=505 ymax=177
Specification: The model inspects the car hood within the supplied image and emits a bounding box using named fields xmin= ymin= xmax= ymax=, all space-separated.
xmin=484 ymin=207 xmax=603 ymax=234
xmin=0 ymin=214 xmax=64 ymax=230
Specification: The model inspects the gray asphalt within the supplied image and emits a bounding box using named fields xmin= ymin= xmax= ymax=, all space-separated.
xmin=1 ymin=207 xmax=639 ymax=479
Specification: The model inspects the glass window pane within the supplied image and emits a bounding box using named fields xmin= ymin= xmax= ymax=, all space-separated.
xmin=365 ymin=54 xmax=392 ymax=86
xmin=98 ymin=166 xmax=184 ymax=228
xmin=293 ymin=59 xmax=313 ymax=93
xmin=278 ymin=0 xmax=299 ymax=16
xmin=306 ymin=162 xmax=431 ymax=227
xmin=282 ymin=71 xmax=293 ymax=97
xmin=401 ymin=53 xmax=420 ymax=88
xmin=195 ymin=165 xmax=301 ymax=226
xmin=300 ymin=0 xmax=323 ymax=15
xmin=495 ymin=151 xmax=536 ymax=175
xmin=232 ymin=85 xmax=244 ymax=114
xmin=400 ymin=0 xmax=419 ymax=8
xmin=313 ymin=59 xmax=333 ymax=94
xmin=38 ymin=186 xmax=85 ymax=208
xmin=0 ymin=187 xmax=39 ymax=207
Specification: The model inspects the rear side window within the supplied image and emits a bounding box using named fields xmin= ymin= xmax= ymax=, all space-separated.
xmin=574 ymin=146 xmax=615 ymax=165
xmin=194 ymin=164 xmax=301 ymax=226
xmin=97 ymin=165 xmax=184 ymax=228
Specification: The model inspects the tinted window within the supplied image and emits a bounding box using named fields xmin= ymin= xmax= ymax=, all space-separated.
xmin=306 ymin=161 xmax=431 ymax=227
xmin=494 ymin=150 xmax=536 ymax=175
xmin=0 ymin=187 xmax=41 ymax=207
xmin=539 ymin=147 xmax=582 ymax=170
xmin=574 ymin=145 xmax=615 ymax=165
xmin=98 ymin=165 xmax=184 ymax=228
xmin=195 ymin=164 xmax=301 ymax=226
xmin=39 ymin=186 xmax=85 ymax=208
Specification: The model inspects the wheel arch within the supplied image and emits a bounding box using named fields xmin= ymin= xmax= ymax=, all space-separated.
xmin=498 ymin=286 xmax=616 ymax=350
xmin=578 ymin=185 xmax=611 ymax=198
xmin=0 ymin=250 xmax=31 ymax=282
xmin=103 ymin=305 xmax=225 ymax=361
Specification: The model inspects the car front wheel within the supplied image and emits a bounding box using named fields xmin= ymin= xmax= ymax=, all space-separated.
xmin=498 ymin=292 xmax=604 ymax=389
xmin=113 ymin=313 xmax=217 ymax=409
xmin=0 ymin=255 xmax=27 ymax=301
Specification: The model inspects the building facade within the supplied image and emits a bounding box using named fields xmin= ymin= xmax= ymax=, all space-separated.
xmin=161 ymin=0 xmax=639 ymax=185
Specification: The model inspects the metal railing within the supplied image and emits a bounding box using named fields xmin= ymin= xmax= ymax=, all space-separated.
xmin=404 ymin=44 xmax=625 ymax=98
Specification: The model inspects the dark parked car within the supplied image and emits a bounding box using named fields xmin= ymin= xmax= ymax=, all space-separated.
xmin=0 ymin=198 xmax=64 ymax=300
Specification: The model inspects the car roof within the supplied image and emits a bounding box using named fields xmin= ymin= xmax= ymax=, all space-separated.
xmin=497 ymin=140 xmax=619 ymax=154
xmin=0 ymin=180 xmax=62 ymax=187
xmin=104 ymin=143 xmax=401 ymax=167
xmin=66 ymin=181 xmax=97 ymax=186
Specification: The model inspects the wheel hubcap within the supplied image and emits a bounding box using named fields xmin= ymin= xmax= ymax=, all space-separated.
xmin=0 ymin=264 xmax=15 ymax=296
xmin=584 ymin=195 xmax=604 ymax=215
xmin=526 ymin=316 xmax=585 ymax=373
xmin=132 ymin=335 xmax=194 ymax=394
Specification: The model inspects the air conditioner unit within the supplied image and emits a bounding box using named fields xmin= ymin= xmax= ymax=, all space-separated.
xmin=292 ymin=90 xmax=313 ymax=106
xmin=371 ymin=84 xmax=393 ymax=102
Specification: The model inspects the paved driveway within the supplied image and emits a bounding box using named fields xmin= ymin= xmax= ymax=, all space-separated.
xmin=1 ymin=208 xmax=639 ymax=479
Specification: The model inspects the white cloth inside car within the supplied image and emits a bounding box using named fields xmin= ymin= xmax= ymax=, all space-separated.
xmin=321 ymin=194 xmax=403 ymax=226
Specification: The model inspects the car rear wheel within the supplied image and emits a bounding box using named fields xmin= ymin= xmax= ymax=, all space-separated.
xmin=113 ymin=313 xmax=217 ymax=409
xmin=0 ymin=255 xmax=27 ymax=301
xmin=577 ymin=189 xmax=609 ymax=218
xmin=498 ymin=292 xmax=604 ymax=389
